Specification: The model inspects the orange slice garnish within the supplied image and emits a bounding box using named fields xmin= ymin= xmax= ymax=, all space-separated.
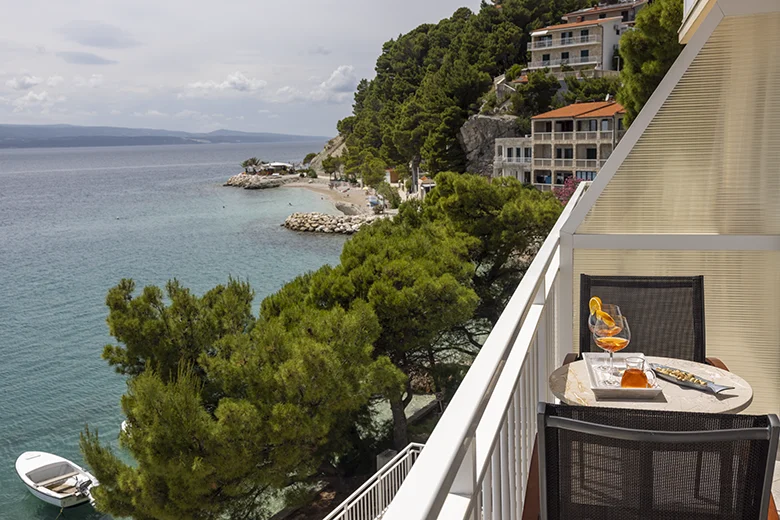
xmin=588 ymin=296 xmax=602 ymax=315
xmin=595 ymin=309 xmax=615 ymax=328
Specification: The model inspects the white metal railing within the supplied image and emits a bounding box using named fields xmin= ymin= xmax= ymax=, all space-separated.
xmin=324 ymin=443 xmax=425 ymax=520
xmin=576 ymin=159 xmax=598 ymax=169
xmin=381 ymin=182 xmax=589 ymax=520
xmin=527 ymin=55 xmax=598 ymax=68
xmin=530 ymin=34 xmax=601 ymax=50
xmin=497 ymin=157 xmax=532 ymax=164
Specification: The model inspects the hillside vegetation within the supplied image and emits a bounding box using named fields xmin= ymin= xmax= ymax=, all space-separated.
xmin=337 ymin=0 xmax=594 ymax=181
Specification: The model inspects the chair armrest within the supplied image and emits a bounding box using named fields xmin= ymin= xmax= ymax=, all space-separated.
xmin=562 ymin=353 xmax=579 ymax=366
xmin=705 ymin=357 xmax=730 ymax=371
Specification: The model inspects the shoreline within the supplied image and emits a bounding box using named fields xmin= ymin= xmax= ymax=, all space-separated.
xmin=283 ymin=181 xmax=370 ymax=215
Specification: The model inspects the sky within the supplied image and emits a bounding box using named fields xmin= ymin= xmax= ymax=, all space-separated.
xmin=0 ymin=0 xmax=481 ymax=137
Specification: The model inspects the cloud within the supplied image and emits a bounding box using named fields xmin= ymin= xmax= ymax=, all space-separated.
xmin=74 ymin=74 xmax=104 ymax=88
xmin=309 ymin=45 xmax=332 ymax=56
xmin=182 ymin=71 xmax=267 ymax=97
xmin=109 ymin=109 xmax=122 ymax=115
xmin=257 ymin=109 xmax=271 ymax=114
xmin=46 ymin=75 xmax=64 ymax=87
xmin=11 ymin=90 xmax=66 ymax=112
xmin=273 ymin=86 xmax=305 ymax=103
xmin=56 ymin=52 xmax=117 ymax=65
xmin=59 ymin=21 xmax=139 ymax=49
xmin=309 ymin=65 xmax=358 ymax=103
xmin=132 ymin=109 xmax=167 ymax=117
xmin=5 ymin=75 xmax=42 ymax=90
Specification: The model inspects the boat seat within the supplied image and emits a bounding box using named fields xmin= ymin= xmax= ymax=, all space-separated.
xmin=36 ymin=471 xmax=80 ymax=488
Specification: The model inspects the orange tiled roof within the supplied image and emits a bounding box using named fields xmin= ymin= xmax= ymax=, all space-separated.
xmin=532 ymin=16 xmax=623 ymax=33
xmin=532 ymin=101 xmax=624 ymax=119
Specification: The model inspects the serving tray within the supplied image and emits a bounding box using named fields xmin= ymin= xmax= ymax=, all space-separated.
xmin=650 ymin=363 xmax=734 ymax=394
xmin=582 ymin=353 xmax=663 ymax=400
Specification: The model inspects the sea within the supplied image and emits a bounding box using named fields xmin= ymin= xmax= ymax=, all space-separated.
xmin=0 ymin=142 xmax=348 ymax=519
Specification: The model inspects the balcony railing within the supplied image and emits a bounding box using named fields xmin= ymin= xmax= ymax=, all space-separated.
xmin=553 ymin=132 xmax=574 ymax=140
xmin=527 ymin=55 xmax=599 ymax=69
xmin=575 ymin=131 xmax=599 ymax=141
xmin=534 ymin=132 xmax=553 ymax=141
xmin=496 ymin=157 xmax=532 ymax=164
xmin=323 ymin=443 xmax=425 ymax=520
xmin=576 ymin=159 xmax=598 ymax=169
xmin=530 ymin=34 xmax=601 ymax=50
xmin=533 ymin=158 xmax=552 ymax=167
xmin=554 ymin=159 xmax=573 ymax=167
xmin=377 ymin=182 xmax=589 ymax=520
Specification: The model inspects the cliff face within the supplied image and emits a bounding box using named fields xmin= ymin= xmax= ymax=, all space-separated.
xmin=310 ymin=135 xmax=346 ymax=174
xmin=458 ymin=115 xmax=520 ymax=176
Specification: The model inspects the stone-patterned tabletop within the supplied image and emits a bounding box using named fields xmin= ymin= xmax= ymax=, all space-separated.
xmin=549 ymin=356 xmax=753 ymax=413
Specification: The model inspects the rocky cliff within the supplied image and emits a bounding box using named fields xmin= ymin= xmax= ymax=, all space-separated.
xmin=309 ymin=135 xmax=346 ymax=175
xmin=284 ymin=212 xmax=386 ymax=234
xmin=458 ymin=115 xmax=521 ymax=176
xmin=224 ymin=174 xmax=297 ymax=189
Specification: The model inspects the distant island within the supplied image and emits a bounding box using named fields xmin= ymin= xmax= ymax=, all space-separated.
xmin=0 ymin=124 xmax=329 ymax=149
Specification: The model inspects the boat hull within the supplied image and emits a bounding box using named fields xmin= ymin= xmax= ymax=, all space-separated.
xmin=21 ymin=482 xmax=90 ymax=508
xmin=15 ymin=451 xmax=97 ymax=509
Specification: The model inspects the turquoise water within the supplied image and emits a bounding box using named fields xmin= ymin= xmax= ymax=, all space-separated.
xmin=0 ymin=143 xmax=347 ymax=519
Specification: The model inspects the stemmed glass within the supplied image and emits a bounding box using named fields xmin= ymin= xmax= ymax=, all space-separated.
xmin=588 ymin=304 xmax=622 ymax=372
xmin=593 ymin=314 xmax=631 ymax=385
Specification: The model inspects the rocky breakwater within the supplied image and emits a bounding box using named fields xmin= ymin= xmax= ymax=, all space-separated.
xmin=284 ymin=212 xmax=384 ymax=234
xmin=224 ymin=174 xmax=293 ymax=189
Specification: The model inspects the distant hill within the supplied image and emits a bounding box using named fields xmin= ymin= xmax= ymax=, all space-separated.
xmin=0 ymin=124 xmax=329 ymax=149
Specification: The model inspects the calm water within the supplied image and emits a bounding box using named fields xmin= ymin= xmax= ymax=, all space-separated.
xmin=0 ymin=142 xmax=347 ymax=519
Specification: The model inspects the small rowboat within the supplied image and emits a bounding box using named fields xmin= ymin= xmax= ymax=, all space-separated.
xmin=15 ymin=451 xmax=98 ymax=508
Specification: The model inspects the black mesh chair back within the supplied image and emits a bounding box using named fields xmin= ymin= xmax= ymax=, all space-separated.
xmin=580 ymin=275 xmax=706 ymax=362
xmin=538 ymin=403 xmax=780 ymax=520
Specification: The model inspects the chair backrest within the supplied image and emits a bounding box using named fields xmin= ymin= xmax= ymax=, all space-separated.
xmin=579 ymin=275 xmax=706 ymax=362
xmin=537 ymin=403 xmax=780 ymax=520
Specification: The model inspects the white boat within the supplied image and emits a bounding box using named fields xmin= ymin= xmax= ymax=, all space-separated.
xmin=15 ymin=451 xmax=98 ymax=508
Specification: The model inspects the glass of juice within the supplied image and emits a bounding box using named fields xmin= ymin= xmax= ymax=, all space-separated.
xmin=620 ymin=356 xmax=657 ymax=388
xmin=593 ymin=315 xmax=631 ymax=385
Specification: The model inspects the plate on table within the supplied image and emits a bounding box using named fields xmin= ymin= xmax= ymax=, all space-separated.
xmin=582 ymin=352 xmax=663 ymax=400
xmin=650 ymin=363 xmax=734 ymax=394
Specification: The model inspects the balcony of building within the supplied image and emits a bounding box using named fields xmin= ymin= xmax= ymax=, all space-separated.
xmin=526 ymin=55 xmax=601 ymax=70
xmin=529 ymin=34 xmax=601 ymax=51
xmin=322 ymin=6 xmax=780 ymax=519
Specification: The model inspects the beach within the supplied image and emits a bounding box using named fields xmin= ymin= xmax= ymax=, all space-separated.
xmin=284 ymin=179 xmax=371 ymax=215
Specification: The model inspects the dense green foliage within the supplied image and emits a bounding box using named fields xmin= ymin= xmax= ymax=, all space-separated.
xmin=563 ymin=75 xmax=621 ymax=104
xmin=338 ymin=0 xmax=593 ymax=177
xmin=84 ymin=279 xmax=404 ymax=520
xmin=241 ymin=157 xmax=262 ymax=172
xmin=617 ymin=0 xmax=684 ymax=125
xmin=303 ymin=152 xmax=317 ymax=165
xmin=322 ymin=156 xmax=341 ymax=178
xmin=376 ymin=181 xmax=402 ymax=209
xmin=509 ymin=69 xmax=561 ymax=132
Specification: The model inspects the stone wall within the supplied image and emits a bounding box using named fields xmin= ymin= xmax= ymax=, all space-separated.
xmin=284 ymin=212 xmax=385 ymax=234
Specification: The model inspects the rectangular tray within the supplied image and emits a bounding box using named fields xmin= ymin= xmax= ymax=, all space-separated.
xmin=582 ymin=352 xmax=663 ymax=400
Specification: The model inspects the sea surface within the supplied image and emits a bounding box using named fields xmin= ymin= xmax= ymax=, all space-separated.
xmin=0 ymin=142 xmax=347 ymax=519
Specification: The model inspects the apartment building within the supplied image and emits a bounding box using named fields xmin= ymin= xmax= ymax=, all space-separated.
xmin=527 ymin=17 xmax=622 ymax=77
xmin=494 ymin=101 xmax=625 ymax=190
xmin=562 ymin=0 xmax=649 ymax=25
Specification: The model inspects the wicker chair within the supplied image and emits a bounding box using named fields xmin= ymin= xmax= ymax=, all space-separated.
xmin=522 ymin=403 xmax=780 ymax=520
xmin=567 ymin=274 xmax=728 ymax=370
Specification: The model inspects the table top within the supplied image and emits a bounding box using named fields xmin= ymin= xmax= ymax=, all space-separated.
xmin=549 ymin=355 xmax=753 ymax=413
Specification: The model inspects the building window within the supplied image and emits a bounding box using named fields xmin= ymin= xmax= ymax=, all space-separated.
xmin=536 ymin=173 xmax=551 ymax=184
xmin=601 ymin=119 xmax=610 ymax=131
xmin=561 ymin=51 xmax=569 ymax=61
xmin=581 ymin=29 xmax=589 ymax=37
xmin=621 ymin=10 xmax=629 ymax=21
xmin=515 ymin=147 xmax=522 ymax=158
xmin=599 ymin=13 xmax=606 ymax=18
xmin=542 ymin=54 xmax=550 ymax=64
xmin=588 ymin=119 xmax=598 ymax=131
xmin=497 ymin=145 xmax=503 ymax=157
xmin=507 ymin=147 xmax=513 ymax=158
xmin=617 ymin=118 xmax=624 ymax=130
xmin=576 ymin=171 xmax=596 ymax=181
xmin=556 ymin=147 xmax=573 ymax=159
xmin=586 ymin=148 xmax=597 ymax=160
xmin=581 ymin=49 xmax=590 ymax=59
xmin=525 ymin=147 xmax=532 ymax=159
xmin=561 ymin=31 xmax=572 ymax=43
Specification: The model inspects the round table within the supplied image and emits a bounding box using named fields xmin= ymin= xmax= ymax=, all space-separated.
xmin=549 ymin=356 xmax=753 ymax=413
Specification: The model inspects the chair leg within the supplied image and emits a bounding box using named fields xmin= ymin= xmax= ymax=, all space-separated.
xmin=522 ymin=436 xmax=541 ymax=520
xmin=694 ymin=451 xmax=703 ymax=499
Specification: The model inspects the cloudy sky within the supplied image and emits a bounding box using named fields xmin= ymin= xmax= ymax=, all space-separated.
xmin=0 ymin=0 xmax=481 ymax=136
